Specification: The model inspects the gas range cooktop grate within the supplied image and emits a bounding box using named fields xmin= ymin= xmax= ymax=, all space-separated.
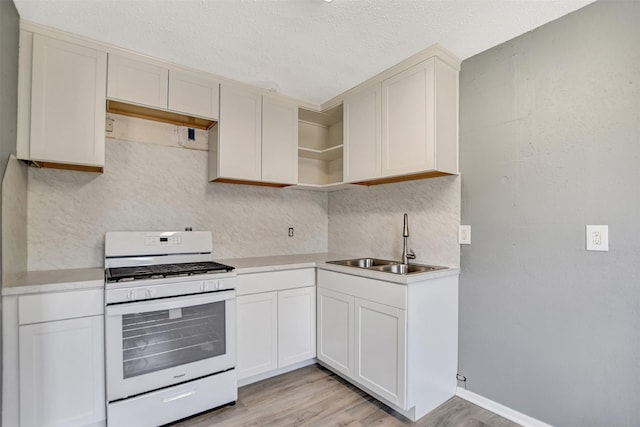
xmin=106 ymin=261 xmax=234 ymax=283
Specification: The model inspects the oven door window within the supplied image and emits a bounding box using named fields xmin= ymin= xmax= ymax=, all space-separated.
xmin=122 ymin=301 xmax=225 ymax=378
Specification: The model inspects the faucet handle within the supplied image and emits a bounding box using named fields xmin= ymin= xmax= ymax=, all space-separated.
xmin=407 ymin=249 xmax=416 ymax=260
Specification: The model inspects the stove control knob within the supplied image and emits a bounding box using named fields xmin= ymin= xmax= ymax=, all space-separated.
xmin=200 ymin=282 xmax=208 ymax=292
xmin=127 ymin=290 xmax=136 ymax=300
xmin=145 ymin=289 xmax=154 ymax=299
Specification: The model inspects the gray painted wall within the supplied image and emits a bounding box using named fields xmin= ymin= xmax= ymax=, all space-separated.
xmin=0 ymin=0 xmax=19 ymax=419
xmin=0 ymin=0 xmax=19 ymax=281
xmin=459 ymin=1 xmax=640 ymax=426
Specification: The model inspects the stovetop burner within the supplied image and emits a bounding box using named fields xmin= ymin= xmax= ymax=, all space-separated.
xmin=106 ymin=261 xmax=234 ymax=283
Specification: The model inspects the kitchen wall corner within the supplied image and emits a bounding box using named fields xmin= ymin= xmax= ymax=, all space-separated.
xmin=328 ymin=175 xmax=461 ymax=267
xmin=2 ymin=155 xmax=28 ymax=282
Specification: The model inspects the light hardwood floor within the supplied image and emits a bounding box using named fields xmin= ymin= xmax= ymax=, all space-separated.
xmin=171 ymin=365 xmax=521 ymax=427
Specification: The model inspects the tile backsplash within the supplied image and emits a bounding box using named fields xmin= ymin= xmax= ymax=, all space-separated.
xmin=27 ymin=139 xmax=328 ymax=270
xmin=26 ymin=116 xmax=460 ymax=271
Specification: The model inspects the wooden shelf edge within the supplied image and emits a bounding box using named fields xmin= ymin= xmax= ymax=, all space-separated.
xmin=289 ymin=182 xmax=365 ymax=192
xmin=210 ymin=177 xmax=292 ymax=188
xmin=107 ymin=100 xmax=216 ymax=130
xmin=27 ymin=160 xmax=104 ymax=173
xmin=354 ymin=171 xmax=455 ymax=186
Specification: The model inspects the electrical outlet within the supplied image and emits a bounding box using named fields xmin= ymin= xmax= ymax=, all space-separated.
xmin=586 ymin=225 xmax=608 ymax=251
xmin=288 ymin=227 xmax=294 ymax=237
xmin=459 ymin=225 xmax=471 ymax=245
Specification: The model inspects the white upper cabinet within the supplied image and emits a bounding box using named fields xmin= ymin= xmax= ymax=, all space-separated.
xmin=381 ymin=57 xmax=458 ymax=178
xmin=18 ymin=32 xmax=107 ymax=172
xmin=168 ymin=69 xmax=220 ymax=119
xmin=339 ymin=47 xmax=460 ymax=185
xmin=210 ymin=84 xmax=298 ymax=186
xmin=262 ymin=96 xmax=299 ymax=185
xmin=107 ymin=53 xmax=220 ymax=121
xmin=107 ymin=54 xmax=168 ymax=110
xmin=215 ymin=84 xmax=263 ymax=182
xmin=343 ymin=85 xmax=381 ymax=183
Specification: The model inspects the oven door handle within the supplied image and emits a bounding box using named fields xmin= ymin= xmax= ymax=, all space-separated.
xmin=105 ymin=290 xmax=235 ymax=316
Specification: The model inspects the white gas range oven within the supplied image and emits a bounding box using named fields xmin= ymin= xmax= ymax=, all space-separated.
xmin=104 ymin=231 xmax=237 ymax=427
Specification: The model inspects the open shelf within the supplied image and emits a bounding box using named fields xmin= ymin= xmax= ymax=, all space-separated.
xmin=298 ymin=104 xmax=344 ymax=187
xmin=298 ymin=145 xmax=343 ymax=161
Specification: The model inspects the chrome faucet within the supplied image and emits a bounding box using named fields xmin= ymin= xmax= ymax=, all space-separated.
xmin=401 ymin=213 xmax=416 ymax=265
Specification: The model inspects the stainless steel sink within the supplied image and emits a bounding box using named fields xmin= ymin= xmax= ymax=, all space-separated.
xmin=327 ymin=258 xmax=399 ymax=269
xmin=327 ymin=258 xmax=447 ymax=275
xmin=370 ymin=263 xmax=448 ymax=274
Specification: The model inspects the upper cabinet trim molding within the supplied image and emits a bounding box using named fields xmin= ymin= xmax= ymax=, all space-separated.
xmin=19 ymin=19 xmax=319 ymax=111
xmin=321 ymin=44 xmax=461 ymax=111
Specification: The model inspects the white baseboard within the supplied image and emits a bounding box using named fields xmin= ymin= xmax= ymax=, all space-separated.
xmin=456 ymin=387 xmax=553 ymax=427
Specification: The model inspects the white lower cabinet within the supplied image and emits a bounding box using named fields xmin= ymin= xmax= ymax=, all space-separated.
xmin=317 ymin=269 xmax=458 ymax=422
xmin=236 ymin=292 xmax=279 ymax=379
xmin=19 ymin=316 xmax=105 ymax=427
xmin=317 ymin=285 xmax=406 ymax=407
xmin=354 ymin=298 xmax=406 ymax=406
xmin=316 ymin=287 xmax=354 ymax=377
xmin=278 ymin=287 xmax=316 ymax=367
xmin=236 ymin=269 xmax=316 ymax=384
xmin=3 ymin=288 xmax=106 ymax=427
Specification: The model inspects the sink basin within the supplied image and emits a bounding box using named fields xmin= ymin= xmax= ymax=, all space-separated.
xmin=327 ymin=258 xmax=399 ymax=269
xmin=371 ymin=263 xmax=448 ymax=275
xmin=327 ymin=259 xmax=447 ymax=275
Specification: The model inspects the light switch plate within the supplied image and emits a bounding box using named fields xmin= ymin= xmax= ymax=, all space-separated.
xmin=586 ymin=225 xmax=608 ymax=251
xmin=459 ymin=225 xmax=471 ymax=245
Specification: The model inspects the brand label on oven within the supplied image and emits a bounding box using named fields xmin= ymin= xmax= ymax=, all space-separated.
xmin=169 ymin=308 xmax=182 ymax=319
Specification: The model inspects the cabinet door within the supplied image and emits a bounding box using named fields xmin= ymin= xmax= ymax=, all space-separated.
xmin=19 ymin=316 xmax=105 ymax=427
xmin=354 ymin=298 xmax=406 ymax=407
xmin=168 ymin=69 xmax=219 ymax=119
xmin=107 ymin=54 xmax=168 ymax=109
xmin=343 ymin=85 xmax=381 ymax=183
xmin=236 ymin=292 xmax=278 ymax=379
xmin=30 ymin=34 xmax=106 ymax=168
xmin=278 ymin=287 xmax=316 ymax=367
xmin=262 ymin=96 xmax=298 ymax=185
xmin=317 ymin=287 xmax=354 ymax=377
xmin=381 ymin=58 xmax=435 ymax=177
xmin=218 ymin=85 xmax=262 ymax=181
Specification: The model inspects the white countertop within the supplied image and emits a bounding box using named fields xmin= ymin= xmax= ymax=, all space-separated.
xmin=2 ymin=268 xmax=104 ymax=296
xmin=1 ymin=253 xmax=459 ymax=296
xmin=218 ymin=253 xmax=459 ymax=285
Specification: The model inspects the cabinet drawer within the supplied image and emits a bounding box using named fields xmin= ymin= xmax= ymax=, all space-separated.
xmin=236 ymin=268 xmax=315 ymax=296
xmin=19 ymin=289 xmax=104 ymax=325
xmin=317 ymin=269 xmax=406 ymax=309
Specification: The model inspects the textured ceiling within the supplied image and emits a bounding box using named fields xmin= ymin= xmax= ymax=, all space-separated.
xmin=14 ymin=0 xmax=596 ymax=106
